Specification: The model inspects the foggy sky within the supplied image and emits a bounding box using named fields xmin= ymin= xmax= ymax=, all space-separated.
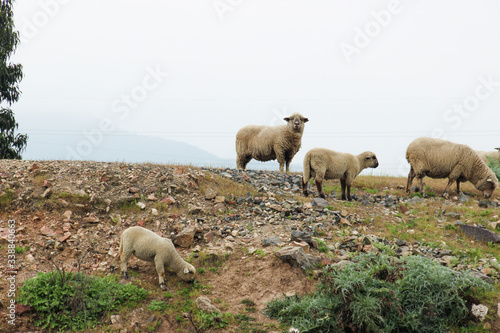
xmin=10 ymin=0 xmax=500 ymax=175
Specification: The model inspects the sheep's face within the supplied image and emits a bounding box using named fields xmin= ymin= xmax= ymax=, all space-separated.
xmin=177 ymin=264 xmax=196 ymax=282
xmin=362 ymin=152 xmax=379 ymax=168
xmin=476 ymin=176 xmax=497 ymax=198
xmin=284 ymin=113 xmax=308 ymax=133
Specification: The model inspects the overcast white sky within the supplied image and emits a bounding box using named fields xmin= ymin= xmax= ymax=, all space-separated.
xmin=10 ymin=0 xmax=500 ymax=175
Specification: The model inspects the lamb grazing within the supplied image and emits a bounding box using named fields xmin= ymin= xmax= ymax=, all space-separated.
xmin=475 ymin=148 xmax=500 ymax=164
xmin=111 ymin=226 xmax=195 ymax=290
xmin=302 ymin=148 xmax=379 ymax=201
xmin=236 ymin=113 xmax=308 ymax=172
xmin=406 ymin=137 xmax=498 ymax=198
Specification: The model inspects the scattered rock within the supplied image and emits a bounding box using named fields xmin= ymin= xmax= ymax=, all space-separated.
xmin=136 ymin=201 xmax=146 ymax=210
xmin=458 ymin=193 xmax=470 ymax=203
xmin=205 ymin=189 xmax=216 ymax=200
xmin=40 ymin=226 xmax=55 ymax=237
xmin=275 ymin=246 xmax=319 ymax=270
xmin=175 ymin=227 xmax=198 ymax=248
xmin=471 ymin=304 xmax=488 ymax=321
xmin=312 ymin=198 xmax=329 ymax=209
xmin=290 ymin=230 xmax=312 ymax=245
xmin=262 ymin=236 xmax=282 ymax=247
xmin=195 ymin=296 xmax=221 ymax=313
xmin=398 ymin=204 xmax=409 ymax=214
xmin=459 ymin=224 xmax=500 ymax=244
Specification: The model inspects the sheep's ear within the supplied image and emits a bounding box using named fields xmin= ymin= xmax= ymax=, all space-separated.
xmin=184 ymin=268 xmax=190 ymax=274
xmin=303 ymin=117 xmax=309 ymax=123
xmin=283 ymin=117 xmax=290 ymax=122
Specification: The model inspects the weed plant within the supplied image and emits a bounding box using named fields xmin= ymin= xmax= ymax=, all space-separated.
xmin=487 ymin=156 xmax=500 ymax=180
xmin=264 ymin=253 xmax=493 ymax=333
xmin=18 ymin=270 xmax=148 ymax=331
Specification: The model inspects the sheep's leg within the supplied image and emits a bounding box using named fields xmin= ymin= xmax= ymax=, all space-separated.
xmin=406 ymin=167 xmax=415 ymax=194
xmin=237 ymin=154 xmax=252 ymax=170
xmin=456 ymin=179 xmax=462 ymax=195
xmin=340 ymin=178 xmax=347 ymax=200
xmin=302 ymin=176 xmax=309 ymax=196
xmin=346 ymin=181 xmax=352 ymax=201
xmin=154 ymin=256 xmax=166 ymax=290
xmin=120 ymin=247 xmax=133 ymax=280
xmin=285 ymin=160 xmax=291 ymax=173
xmin=418 ymin=176 xmax=426 ymax=197
xmin=315 ymin=179 xmax=325 ymax=199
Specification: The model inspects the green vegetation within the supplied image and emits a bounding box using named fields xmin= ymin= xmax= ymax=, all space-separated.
xmin=264 ymin=253 xmax=494 ymax=333
xmin=18 ymin=270 xmax=148 ymax=331
xmin=14 ymin=245 xmax=29 ymax=254
xmin=486 ymin=156 xmax=500 ymax=180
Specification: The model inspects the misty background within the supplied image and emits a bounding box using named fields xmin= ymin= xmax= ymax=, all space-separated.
xmin=10 ymin=1 xmax=500 ymax=175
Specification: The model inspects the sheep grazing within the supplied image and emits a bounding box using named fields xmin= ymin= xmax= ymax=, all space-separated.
xmin=235 ymin=113 xmax=308 ymax=172
xmin=111 ymin=226 xmax=195 ymax=290
xmin=475 ymin=148 xmax=500 ymax=164
xmin=406 ymin=137 xmax=498 ymax=198
xmin=302 ymin=148 xmax=379 ymax=201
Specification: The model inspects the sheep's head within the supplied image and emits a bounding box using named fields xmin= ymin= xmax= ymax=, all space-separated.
xmin=361 ymin=151 xmax=379 ymax=168
xmin=284 ymin=113 xmax=308 ymax=133
xmin=177 ymin=263 xmax=196 ymax=282
xmin=476 ymin=175 xmax=498 ymax=198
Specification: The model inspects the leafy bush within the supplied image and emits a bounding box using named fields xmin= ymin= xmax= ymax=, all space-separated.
xmin=19 ymin=270 xmax=148 ymax=331
xmin=486 ymin=156 xmax=500 ymax=180
xmin=264 ymin=253 xmax=493 ymax=333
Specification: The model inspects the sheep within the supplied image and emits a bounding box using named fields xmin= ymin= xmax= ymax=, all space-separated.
xmin=302 ymin=148 xmax=379 ymax=201
xmin=406 ymin=137 xmax=498 ymax=199
xmin=236 ymin=113 xmax=308 ymax=172
xmin=475 ymin=148 xmax=500 ymax=164
xmin=111 ymin=226 xmax=195 ymax=290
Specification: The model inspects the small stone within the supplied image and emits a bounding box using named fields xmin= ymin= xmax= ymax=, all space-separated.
xmin=62 ymin=210 xmax=72 ymax=220
xmin=25 ymin=254 xmax=35 ymax=263
xmin=175 ymin=227 xmax=198 ymax=248
xmin=136 ymin=202 xmax=146 ymax=210
xmin=204 ymin=231 xmax=215 ymax=243
xmin=195 ymin=296 xmax=220 ymax=313
xmin=445 ymin=212 xmax=461 ymax=219
xmin=147 ymin=194 xmax=157 ymax=201
xmin=214 ymin=196 xmax=226 ymax=204
xmin=151 ymin=208 xmax=159 ymax=216
xmin=41 ymin=188 xmax=52 ymax=199
xmin=111 ymin=315 xmax=122 ymax=325
xmin=275 ymin=246 xmax=319 ymax=270
xmin=262 ymin=236 xmax=282 ymax=247
xmin=458 ymin=193 xmax=470 ymax=203
xmin=398 ymin=204 xmax=409 ymax=214
xmin=40 ymin=226 xmax=55 ymax=236
xmin=205 ymin=188 xmax=216 ymax=200
xmin=340 ymin=210 xmax=348 ymax=217
xmin=471 ymin=304 xmax=488 ymax=321
xmin=129 ymin=187 xmax=140 ymax=194
xmin=58 ymin=232 xmax=71 ymax=243
xmin=312 ymin=198 xmax=329 ymax=209
xmin=291 ymin=241 xmax=310 ymax=253
xmin=160 ymin=196 xmax=176 ymax=205
xmin=188 ymin=205 xmax=202 ymax=215
xmin=460 ymin=224 xmax=500 ymax=244
xmin=340 ymin=218 xmax=351 ymax=227
xmin=291 ymin=230 xmax=312 ymax=245
xmin=82 ymin=213 xmax=99 ymax=223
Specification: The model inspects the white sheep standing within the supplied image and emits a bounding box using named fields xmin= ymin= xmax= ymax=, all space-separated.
xmin=406 ymin=137 xmax=498 ymax=198
xmin=235 ymin=113 xmax=308 ymax=172
xmin=475 ymin=148 xmax=500 ymax=164
xmin=302 ymin=148 xmax=379 ymax=201
xmin=111 ymin=226 xmax=195 ymax=290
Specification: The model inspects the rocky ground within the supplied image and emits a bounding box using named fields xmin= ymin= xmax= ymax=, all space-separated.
xmin=0 ymin=160 xmax=499 ymax=332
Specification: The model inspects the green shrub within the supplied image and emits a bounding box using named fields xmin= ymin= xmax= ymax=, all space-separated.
xmin=148 ymin=300 xmax=170 ymax=312
xmin=18 ymin=271 xmax=148 ymax=331
xmin=264 ymin=253 xmax=493 ymax=333
xmin=487 ymin=156 xmax=500 ymax=180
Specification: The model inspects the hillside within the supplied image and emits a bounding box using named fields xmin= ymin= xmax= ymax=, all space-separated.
xmin=0 ymin=160 xmax=499 ymax=332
